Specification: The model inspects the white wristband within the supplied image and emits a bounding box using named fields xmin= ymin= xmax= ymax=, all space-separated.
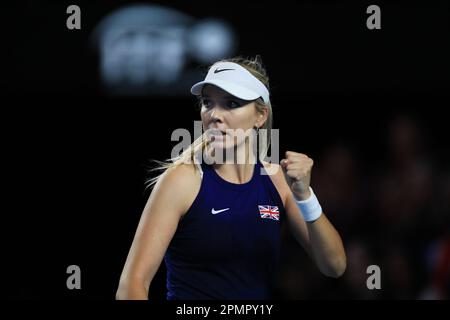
xmin=295 ymin=187 xmax=322 ymax=222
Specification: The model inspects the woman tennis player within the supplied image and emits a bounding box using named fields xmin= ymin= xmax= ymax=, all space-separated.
xmin=116 ymin=56 xmax=346 ymax=300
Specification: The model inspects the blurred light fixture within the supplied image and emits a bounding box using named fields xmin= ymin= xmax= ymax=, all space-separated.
xmin=91 ymin=4 xmax=236 ymax=95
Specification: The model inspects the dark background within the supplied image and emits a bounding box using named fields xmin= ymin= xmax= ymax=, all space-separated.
xmin=2 ymin=0 xmax=449 ymax=299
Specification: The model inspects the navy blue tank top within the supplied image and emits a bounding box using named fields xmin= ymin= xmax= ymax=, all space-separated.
xmin=164 ymin=159 xmax=285 ymax=300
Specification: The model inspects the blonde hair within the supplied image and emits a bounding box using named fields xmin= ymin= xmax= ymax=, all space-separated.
xmin=146 ymin=55 xmax=273 ymax=189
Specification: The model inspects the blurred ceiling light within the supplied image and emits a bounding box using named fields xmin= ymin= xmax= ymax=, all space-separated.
xmin=188 ymin=19 xmax=236 ymax=64
xmin=90 ymin=4 xmax=236 ymax=95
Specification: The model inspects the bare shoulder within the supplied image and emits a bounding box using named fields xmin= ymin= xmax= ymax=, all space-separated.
xmin=151 ymin=162 xmax=202 ymax=216
xmin=162 ymin=162 xmax=201 ymax=185
xmin=261 ymin=160 xmax=290 ymax=205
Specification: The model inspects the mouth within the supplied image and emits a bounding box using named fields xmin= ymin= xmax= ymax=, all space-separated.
xmin=208 ymin=129 xmax=227 ymax=136
xmin=207 ymin=128 xmax=228 ymax=142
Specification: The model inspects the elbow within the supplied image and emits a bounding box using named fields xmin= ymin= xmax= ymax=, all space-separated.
xmin=115 ymin=286 xmax=126 ymax=300
xmin=115 ymin=280 xmax=131 ymax=300
xmin=328 ymin=255 xmax=347 ymax=278
xmin=116 ymin=277 xmax=149 ymax=300
xmin=321 ymin=255 xmax=347 ymax=279
xmin=328 ymin=260 xmax=346 ymax=278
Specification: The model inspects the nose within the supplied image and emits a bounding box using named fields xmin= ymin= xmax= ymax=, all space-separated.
xmin=210 ymin=106 xmax=224 ymax=123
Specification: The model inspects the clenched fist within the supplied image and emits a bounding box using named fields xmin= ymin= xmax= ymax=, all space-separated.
xmin=280 ymin=151 xmax=314 ymax=201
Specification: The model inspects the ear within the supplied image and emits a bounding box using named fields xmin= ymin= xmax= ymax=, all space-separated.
xmin=256 ymin=107 xmax=269 ymax=128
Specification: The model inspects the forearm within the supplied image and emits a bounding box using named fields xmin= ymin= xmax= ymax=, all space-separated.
xmin=280 ymin=152 xmax=347 ymax=277
xmin=306 ymin=214 xmax=346 ymax=278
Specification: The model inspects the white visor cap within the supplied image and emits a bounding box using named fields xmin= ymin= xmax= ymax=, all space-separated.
xmin=191 ymin=62 xmax=270 ymax=104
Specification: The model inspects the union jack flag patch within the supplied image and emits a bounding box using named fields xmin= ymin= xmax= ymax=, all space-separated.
xmin=258 ymin=205 xmax=279 ymax=221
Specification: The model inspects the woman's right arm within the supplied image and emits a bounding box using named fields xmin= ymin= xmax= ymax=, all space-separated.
xmin=116 ymin=164 xmax=201 ymax=300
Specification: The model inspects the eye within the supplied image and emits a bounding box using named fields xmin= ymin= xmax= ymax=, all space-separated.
xmin=225 ymin=100 xmax=241 ymax=109
xmin=200 ymin=98 xmax=213 ymax=108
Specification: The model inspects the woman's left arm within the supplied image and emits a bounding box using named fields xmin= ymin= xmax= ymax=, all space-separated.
xmin=281 ymin=151 xmax=347 ymax=278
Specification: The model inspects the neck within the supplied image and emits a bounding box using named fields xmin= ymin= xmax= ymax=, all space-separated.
xmin=213 ymin=136 xmax=258 ymax=184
